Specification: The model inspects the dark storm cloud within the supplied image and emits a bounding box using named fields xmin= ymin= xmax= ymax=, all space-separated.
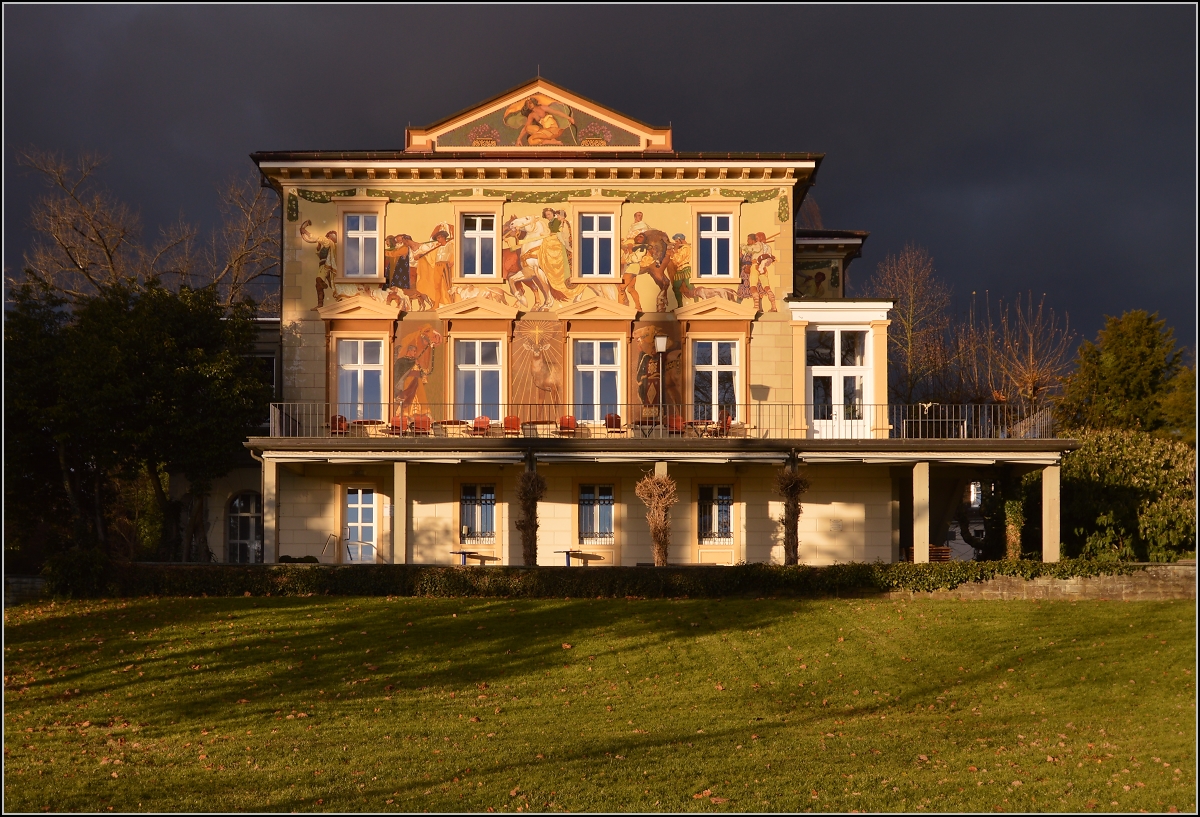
xmin=4 ymin=5 xmax=1195 ymax=346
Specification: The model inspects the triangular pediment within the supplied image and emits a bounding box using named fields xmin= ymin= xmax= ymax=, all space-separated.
xmin=555 ymin=296 xmax=639 ymax=321
xmin=316 ymin=293 xmax=401 ymax=320
xmin=674 ymin=295 xmax=759 ymax=320
xmin=407 ymin=79 xmax=671 ymax=153
xmin=437 ymin=295 xmax=520 ymax=320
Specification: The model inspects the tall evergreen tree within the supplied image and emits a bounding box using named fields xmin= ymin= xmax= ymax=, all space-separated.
xmin=1056 ymin=310 xmax=1187 ymax=434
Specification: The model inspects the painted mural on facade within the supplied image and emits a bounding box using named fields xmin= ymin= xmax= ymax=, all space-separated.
xmin=394 ymin=317 xmax=445 ymax=424
xmin=630 ymin=321 xmax=683 ymax=420
xmin=510 ymin=319 xmax=565 ymax=420
xmin=794 ymin=259 xmax=842 ymax=299
xmin=436 ymin=93 xmax=641 ymax=149
xmin=293 ymin=193 xmax=787 ymax=315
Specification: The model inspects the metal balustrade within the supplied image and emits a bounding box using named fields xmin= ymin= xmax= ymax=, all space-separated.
xmin=264 ymin=402 xmax=1056 ymax=440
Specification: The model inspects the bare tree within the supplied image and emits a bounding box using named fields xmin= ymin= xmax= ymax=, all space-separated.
xmin=200 ymin=174 xmax=281 ymax=312
xmin=12 ymin=148 xmax=280 ymax=313
xmin=864 ymin=244 xmax=953 ymax=403
xmin=773 ymin=454 xmax=810 ymax=565
xmin=14 ymin=148 xmax=196 ymax=300
xmin=636 ymin=472 xmax=678 ymax=566
xmin=995 ymin=292 xmax=1074 ymax=405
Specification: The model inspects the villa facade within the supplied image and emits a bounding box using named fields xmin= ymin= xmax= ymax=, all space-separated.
xmin=221 ymin=79 xmax=1068 ymax=567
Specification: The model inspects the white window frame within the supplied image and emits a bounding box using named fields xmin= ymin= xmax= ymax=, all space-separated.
xmin=572 ymin=338 xmax=622 ymax=422
xmin=342 ymin=485 xmax=378 ymax=564
xmin=459 ymin=483 xmax=497 ymax=546
xmin=226 ymin=492 xmax=263 ymax=564
xmin=342 ymin=212 xmax=380 ymax=278
xmin=697 ymin=484 xmax=734 ymax=545
xmin=806 ymin=327 xmax=873 ymax=438
xmin=691 ymin=339 xmax=741 ymax=421
xmin=333 ymin=199 xmax=386 ymax=284
xmin=454 ymin=338 xmax=504 ymax=420
xmin=460 ymin=214 xmax=497 ymax=278
xmin=577 ymin=213 xmax=616 ymax=278
xmin=696 ymin=213 xmax=735 ymax=278
xmin=335 ymin=337 xmax=387 ymax=421
xmin=578 ymin=483 xmax=615 ymax=545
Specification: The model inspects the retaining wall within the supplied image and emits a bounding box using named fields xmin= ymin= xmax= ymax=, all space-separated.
xmin=889 ymin=564 xmax=1196 ymax=602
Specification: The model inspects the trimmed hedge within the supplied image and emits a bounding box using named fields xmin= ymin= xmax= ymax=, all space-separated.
xmin=88 ymin=559 xmax=1145 ymax=600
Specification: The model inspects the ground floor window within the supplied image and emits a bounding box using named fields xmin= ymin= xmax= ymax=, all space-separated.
xmin=460 ymin=484 xmax=496 ymax=546
xmin=344 ymin=487 xmax=376 ymax=563
xmin=578 ymin=484 xmax=615 ymax=545
xmin=227 ymin=492 xmax=263 ymax=564
xmin=698 ymin=485 xmax=733 ymax=546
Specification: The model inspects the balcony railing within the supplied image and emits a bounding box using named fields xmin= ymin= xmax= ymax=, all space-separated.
xmin=263 ymin=402 xmax=1056 ymax=440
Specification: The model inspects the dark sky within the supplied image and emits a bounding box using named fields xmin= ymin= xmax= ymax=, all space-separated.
xmin=5 ymin=5 xmax=1196 ymax=349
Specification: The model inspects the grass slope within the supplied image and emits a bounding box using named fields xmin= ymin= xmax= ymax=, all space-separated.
xmin=4 ymin=597 xmax=1195 ymax=813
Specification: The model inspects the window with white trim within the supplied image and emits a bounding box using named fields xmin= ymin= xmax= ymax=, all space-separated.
xmin=573 ymin=340 xmax=620 ymax=421
xmin=579 ymin=484 xmax=615 ymax=545
xmin=455 ymin=339 xmax=502 ymax=420
xmin=698 ymin=485 xmax=733 ymax=546
xmin=461 ymin=215 xmax=496 ymax=277
xmin=807 ymin=329 xmax=867 ymax=421
xmin=697 ymin=214 xmax=733 ymax=277
xmin=692 ymin=340 xmax=739 ymax=421
xmin=343 ymin=214 xmax=379 ymax=278
xmin=227 ymin=492 xmax=263 ymax=564
xmin=343 ymin=487 xmax=377 ymax=563
xmin=337 ymin=339 xmax=385 ymax=420
xmin=460 ymin=484 xmax=496 ymax=546
xmin=578 ymin=214 xmax=615 ymax=277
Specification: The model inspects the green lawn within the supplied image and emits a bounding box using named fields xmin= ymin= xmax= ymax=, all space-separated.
xmin=4 ymin=595 xmax=1195 ymax=813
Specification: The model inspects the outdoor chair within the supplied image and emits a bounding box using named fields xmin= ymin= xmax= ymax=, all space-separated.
xmin=503 ymin=415 xmax=522 ymax=437
xmin=557 ymin=415 xmax=578 ymax=437
xmin=408 ymin=415 xmax=433 ymax=436
xmin=383 ymin=414 xmax=407 ymax=436
xmin=664 ymin=413 xmax=685 ymax=436
xmin=470 ymin=415 xmax=491 ymax=436
xmin=604 ymin=413 xmax=625 ymax=436
xmin=330 ymin=414 xmax=348 ymax=436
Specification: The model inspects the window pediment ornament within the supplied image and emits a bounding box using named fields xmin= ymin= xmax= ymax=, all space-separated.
xmin=436 ymin=295 xmax=520 ymax=320
xmin=673 ymin=296 xmax=758 ymax=320
xmin=315 ymin=292 xmax=401 ymax=321
xmin=555 ymin=296 xmax=639 ymax=320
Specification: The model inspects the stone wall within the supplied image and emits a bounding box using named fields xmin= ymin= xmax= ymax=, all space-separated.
xmin=888 ymin=563 xmax=1196 ymax=602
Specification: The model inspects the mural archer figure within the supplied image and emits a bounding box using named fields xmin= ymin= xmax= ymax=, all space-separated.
xmin=739 ymin=231 xmax=779 ymax=313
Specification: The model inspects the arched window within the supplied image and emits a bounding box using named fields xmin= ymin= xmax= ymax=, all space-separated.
xmin=227 ymin=492 xmax=263 ymax=564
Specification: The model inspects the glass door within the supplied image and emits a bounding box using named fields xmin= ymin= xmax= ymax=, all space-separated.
xmin=807 ymin=329 xmax=870 ymax=439
xmin=343 ymin=487 xmax=377 ymax=563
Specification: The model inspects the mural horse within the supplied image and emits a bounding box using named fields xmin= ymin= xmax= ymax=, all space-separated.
xmin=501 ymin=215 xmax=558 ymax=311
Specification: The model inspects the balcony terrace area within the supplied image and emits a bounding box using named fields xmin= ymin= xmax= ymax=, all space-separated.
xmin=255 ymin=403 xmax=1064 ymax=456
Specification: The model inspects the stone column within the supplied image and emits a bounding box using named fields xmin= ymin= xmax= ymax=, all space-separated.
xmin=869 ymin=319 xmax=891 ymax=439
xmin=1042 ymin=463 xmax=1061 ymax=563
xmin=263 ymin=457 xmax=278 ymax=563
xmin=912 ymin=461 xmax=930 ymax=563
xmin=392 ymin=461 xmax=408 ymax=564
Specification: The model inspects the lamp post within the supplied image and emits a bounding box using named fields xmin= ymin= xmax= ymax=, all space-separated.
xmin=655 ymin=334 xmax=668 ymax=436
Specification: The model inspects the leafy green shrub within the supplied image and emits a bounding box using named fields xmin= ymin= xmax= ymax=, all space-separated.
xmin=42 ymin=547 xmax=111 ymax=598
xmin=1061 ymin=428 xmax=1196 ymax=561
xmin=104 ymin=558 xmax=1142 ymax=600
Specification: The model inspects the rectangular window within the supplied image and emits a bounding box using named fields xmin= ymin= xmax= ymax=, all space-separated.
xmin=692 ymin=340 xmax=739 ymax=421
xmin=807 ymin=329 xmax=871 ymax=435
xmin=698 ymin=485 xmax=733 ymax=545
xmin=455 ymin=339 xmax=502 ymax=420
xmin=460 ymin=484 xmax=496 ymax=546
xmin=573 ymin=339 xmax=620 ymax=421
xmin=344 ymin=487 xmax=376 ymax=563
xmin=579 ymin=214 xmax=615 ymax=277
xmin=697 ymin=214 xmax=732 ymax=277
xmin=337 ymin=339 xmax=384 ymax=420
xmin=461 ymin=215 xmax=495 ymax=277
xmin=343 ymin=214 xmax=379 ymax=278
xmin=578 ymin=484 xmax=615 ymax=545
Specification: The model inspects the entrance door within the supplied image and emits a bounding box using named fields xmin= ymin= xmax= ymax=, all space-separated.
xmin=343 ymin=487 xmax=377 ymax=563
xmin=806 ymin=329 xmax=870 ymax=439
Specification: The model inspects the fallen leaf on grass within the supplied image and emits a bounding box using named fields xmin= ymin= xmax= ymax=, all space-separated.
xmin=715 ymin=684 xmax=725 ymax=691
xmin=710 ymin=796 xmax=729 ymax=803
xmin=562 ymin=644 xmax=572 ymax=650
xmin=693 ymin=789 xmax=712 ymax=799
